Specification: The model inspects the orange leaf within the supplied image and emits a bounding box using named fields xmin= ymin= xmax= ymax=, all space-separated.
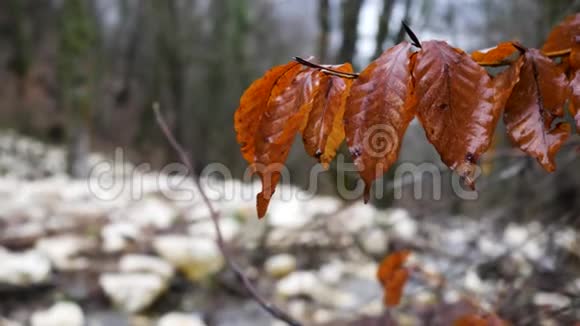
xmin=472 ymin=42 xmax=519 ymax=66
xmin=377 ymin=250 xmax=411 ymax=307
xmin=570 ymin=70 xmax=580 ymax=133
xmin=542 ymin=13 xmax=580 ymax=56
xmin=234 ymin=61 xmax=301 ymax=164
xmin=302 ymin=63 xmax=354 ymax=167
xmin=413 ymin=41 xmax=499 ymax=187
xmin=492 ymin=55 xmax=525 ymax=112
xmin=454 ymin=314 xmax=508 ymax=326
xmin=503 ymin=49 xmax=571 ymax=171
xmin=571 ymin=40 xmax=580 ymax=71
xmin=344 ymin=42 xmax=415 ymax=202
xmin=254 ymin=67 xmax=320 ymax=218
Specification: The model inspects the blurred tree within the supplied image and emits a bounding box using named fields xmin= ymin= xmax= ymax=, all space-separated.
xmin=373 ymin=0 xmax=395 ymax=59
xmin=318 ymin=0 xmax=331 ymax=62
xmin=338 ymin=0 xmax=364 ymax=64
xmin=58 ymin=0 xmax=99 ymax=178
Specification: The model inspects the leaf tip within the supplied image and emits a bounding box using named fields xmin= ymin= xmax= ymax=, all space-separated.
xmin=402 ymin=20 xmax=422 ymax=48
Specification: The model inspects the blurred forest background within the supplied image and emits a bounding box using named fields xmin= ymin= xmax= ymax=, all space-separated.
xmin=1 ymin=1 xmax=580 ymax=325
xmin=2 ymin=0 xmax=580 ymax=218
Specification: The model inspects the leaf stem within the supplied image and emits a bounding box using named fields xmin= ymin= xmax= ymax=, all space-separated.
xmin=294 ymin=57 xmax=359 ymax=79
xmin=153 ymin=104 xmax=303 ymax=326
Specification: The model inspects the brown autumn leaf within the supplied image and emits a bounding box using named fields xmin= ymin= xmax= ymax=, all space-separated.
xmin=453 ymin=314 xmax=508 ymax=326
xmin=302 ymin=63 xmax=354 ymax=167
xmin=234 ymin=61 xmax=302 ymax=164
xmin=413 ymin=40 xmax=498 ymax=187
xmin=472 ymin=42 xmax=519 ymax=66
xmin=493 ymin=54 xmax=525 ymax=112
xmin=344 ymin=42 xmax=415 ymax=202
xmin=542 ymin=13 xmax=580 ymax=56
xmin=377 ymin=250 xmax=411 ymax=307
xmin=503 ymin=49 xmax=571 ymax=172
xmin=253 ymin=67 xmax=322 ymax=218
xmin=570 ymin=70 xmax=580 ymax=133
xmin=570 ymin=40 xmax=580 ymax=71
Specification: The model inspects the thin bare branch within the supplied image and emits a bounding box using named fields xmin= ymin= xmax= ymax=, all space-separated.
xmin=153 ymin=103 xmax=302 ymax=326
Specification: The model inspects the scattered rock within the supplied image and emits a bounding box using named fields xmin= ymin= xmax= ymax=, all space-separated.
xmin=99 ymin=273 xmax=168 ymax=313
xmin=157 ymin=312 xmax=207 ymax=326
xmin=35 ymin=235 xmax=96 ymax=271
xmin=533 ymin=292 xmax=571 ymax=309
xmin=384 ymin=208 xmax=417 ymax=241
xmin=31 ymin=302 xmax=84 ymax=326
xmin=264 ymin=254 xmax=297 ymax=278
xmin=188 ymin=217 xmax=240 ymax=242
xmin=0 ymin=248 xmax=51 ymax=286
xmin=124 ymin=196 xmax=177 ymax=229
xmin=359 ymin=229 xmax=389 ymax=255
xmin=334 ymin=203 xmax=375 ymax=233
xmin=267 ymin=198 xmax=312 ymax=229
xmin=119 ymin=254 xmax=175 ymax=280
xmin=101 ymin=222 xmax=140 ymax=253
xmin=153 ymin=235 xmax=224 ymax=281
xmin=276 ymin=271 xmax=318 ymax=298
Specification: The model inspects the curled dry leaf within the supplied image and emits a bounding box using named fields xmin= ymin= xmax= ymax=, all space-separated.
xmin=570 ymin=70 xmax=580 ymax=133
xmin=493 ymin=55 xmax=525 ymax=112
xmin=302 ymin=63 xmax=354 ymax=167
xmin=472 ymin=42 xmax=519 ymax=66
xmin=503 ymin=49 xmax=571 ymax=172
xmin=542 ymin=13 xmax=580 ymax=56
xmin=254 ymin=67 xmax=321 ymax=218
xmin=377 ymin=250 xmax=411 ymax=307
xmin=234 ymin=61 xmax=301 ymax=164
xmin=413 ymin=40 xmax=498 ymax=187
xmin=344 ymin=42 xmax=415 ymax=202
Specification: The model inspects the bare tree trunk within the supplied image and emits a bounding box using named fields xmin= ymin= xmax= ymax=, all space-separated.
xmin=338 ymin=0 xmax=364 ymax=64
xmin=318 ymin=0 xmax=330 ymax=62
xmin=373 ymin=0 xmax=395 ymax=59
xmin=394 ymin=0 xmax=413 ymax=44
xmin=59 ymin=0 xmax=98 ymax=178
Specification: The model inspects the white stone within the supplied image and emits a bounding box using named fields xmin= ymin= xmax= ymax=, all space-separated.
xmin=264 ymin=254 xmax=297 ymax=278
xmin=153 ymin=235 xmax=224 ymax=281
xmin=554 ymin=228 xmax=577 ymax=251
xmin=267 ymin=198 xmax=312 ymax=229
xmin=188 ymin=217 xmax=240 ymax=242
xmin=99 ymin=273 xmax=168 ymax=313
xmin=533 ymin=292 xmax=571 ymax=309
xmin=463 ymin=269 xmax=492 ymax=294
xmin=359 ymin=229 xmax=388 ymax=255
xmin=31 ymin=302 xmax=84 ymax=326
xmin=0 ymin=248 xmax=51 ymax=286
xmin=101 ymin=222 xmax=140 ymax=253
xmin=276 ymin=271 xmax=318 ymax=297
xmin=334 ymin=203 xmax=375 ymax=233
xmin=318 ymin=261 xmax=345 ymax=285
xmin=35 ymin=235 xmax=95 ymax=271
xmin=385 ymin=208 xmax=417 ymax=240
xmin=503 ymin=223 xmax=529 ymax=247
xmin=477 ymin=236 xmax=505 ymax=256
xmin=157 ymin=312 xmax=207 ymax=326
xmin=125 ymin=197 xmax=177 ymax=229
xmin=119 ymin=254 xmax=175 ymax=280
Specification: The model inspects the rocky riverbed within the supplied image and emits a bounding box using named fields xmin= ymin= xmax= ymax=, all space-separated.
xmin=0 ymin=131 xmax=578 ymax=325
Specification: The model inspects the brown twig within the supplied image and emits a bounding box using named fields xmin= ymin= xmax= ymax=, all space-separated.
xmin=294 ymin=57 xmax=359 ymax=79
xmin=153 ymin=104 xmax=302 ymax=326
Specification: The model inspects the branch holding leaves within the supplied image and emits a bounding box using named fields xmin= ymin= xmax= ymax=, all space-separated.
xmin=234 ymin=13 xmax=580 ymax=219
